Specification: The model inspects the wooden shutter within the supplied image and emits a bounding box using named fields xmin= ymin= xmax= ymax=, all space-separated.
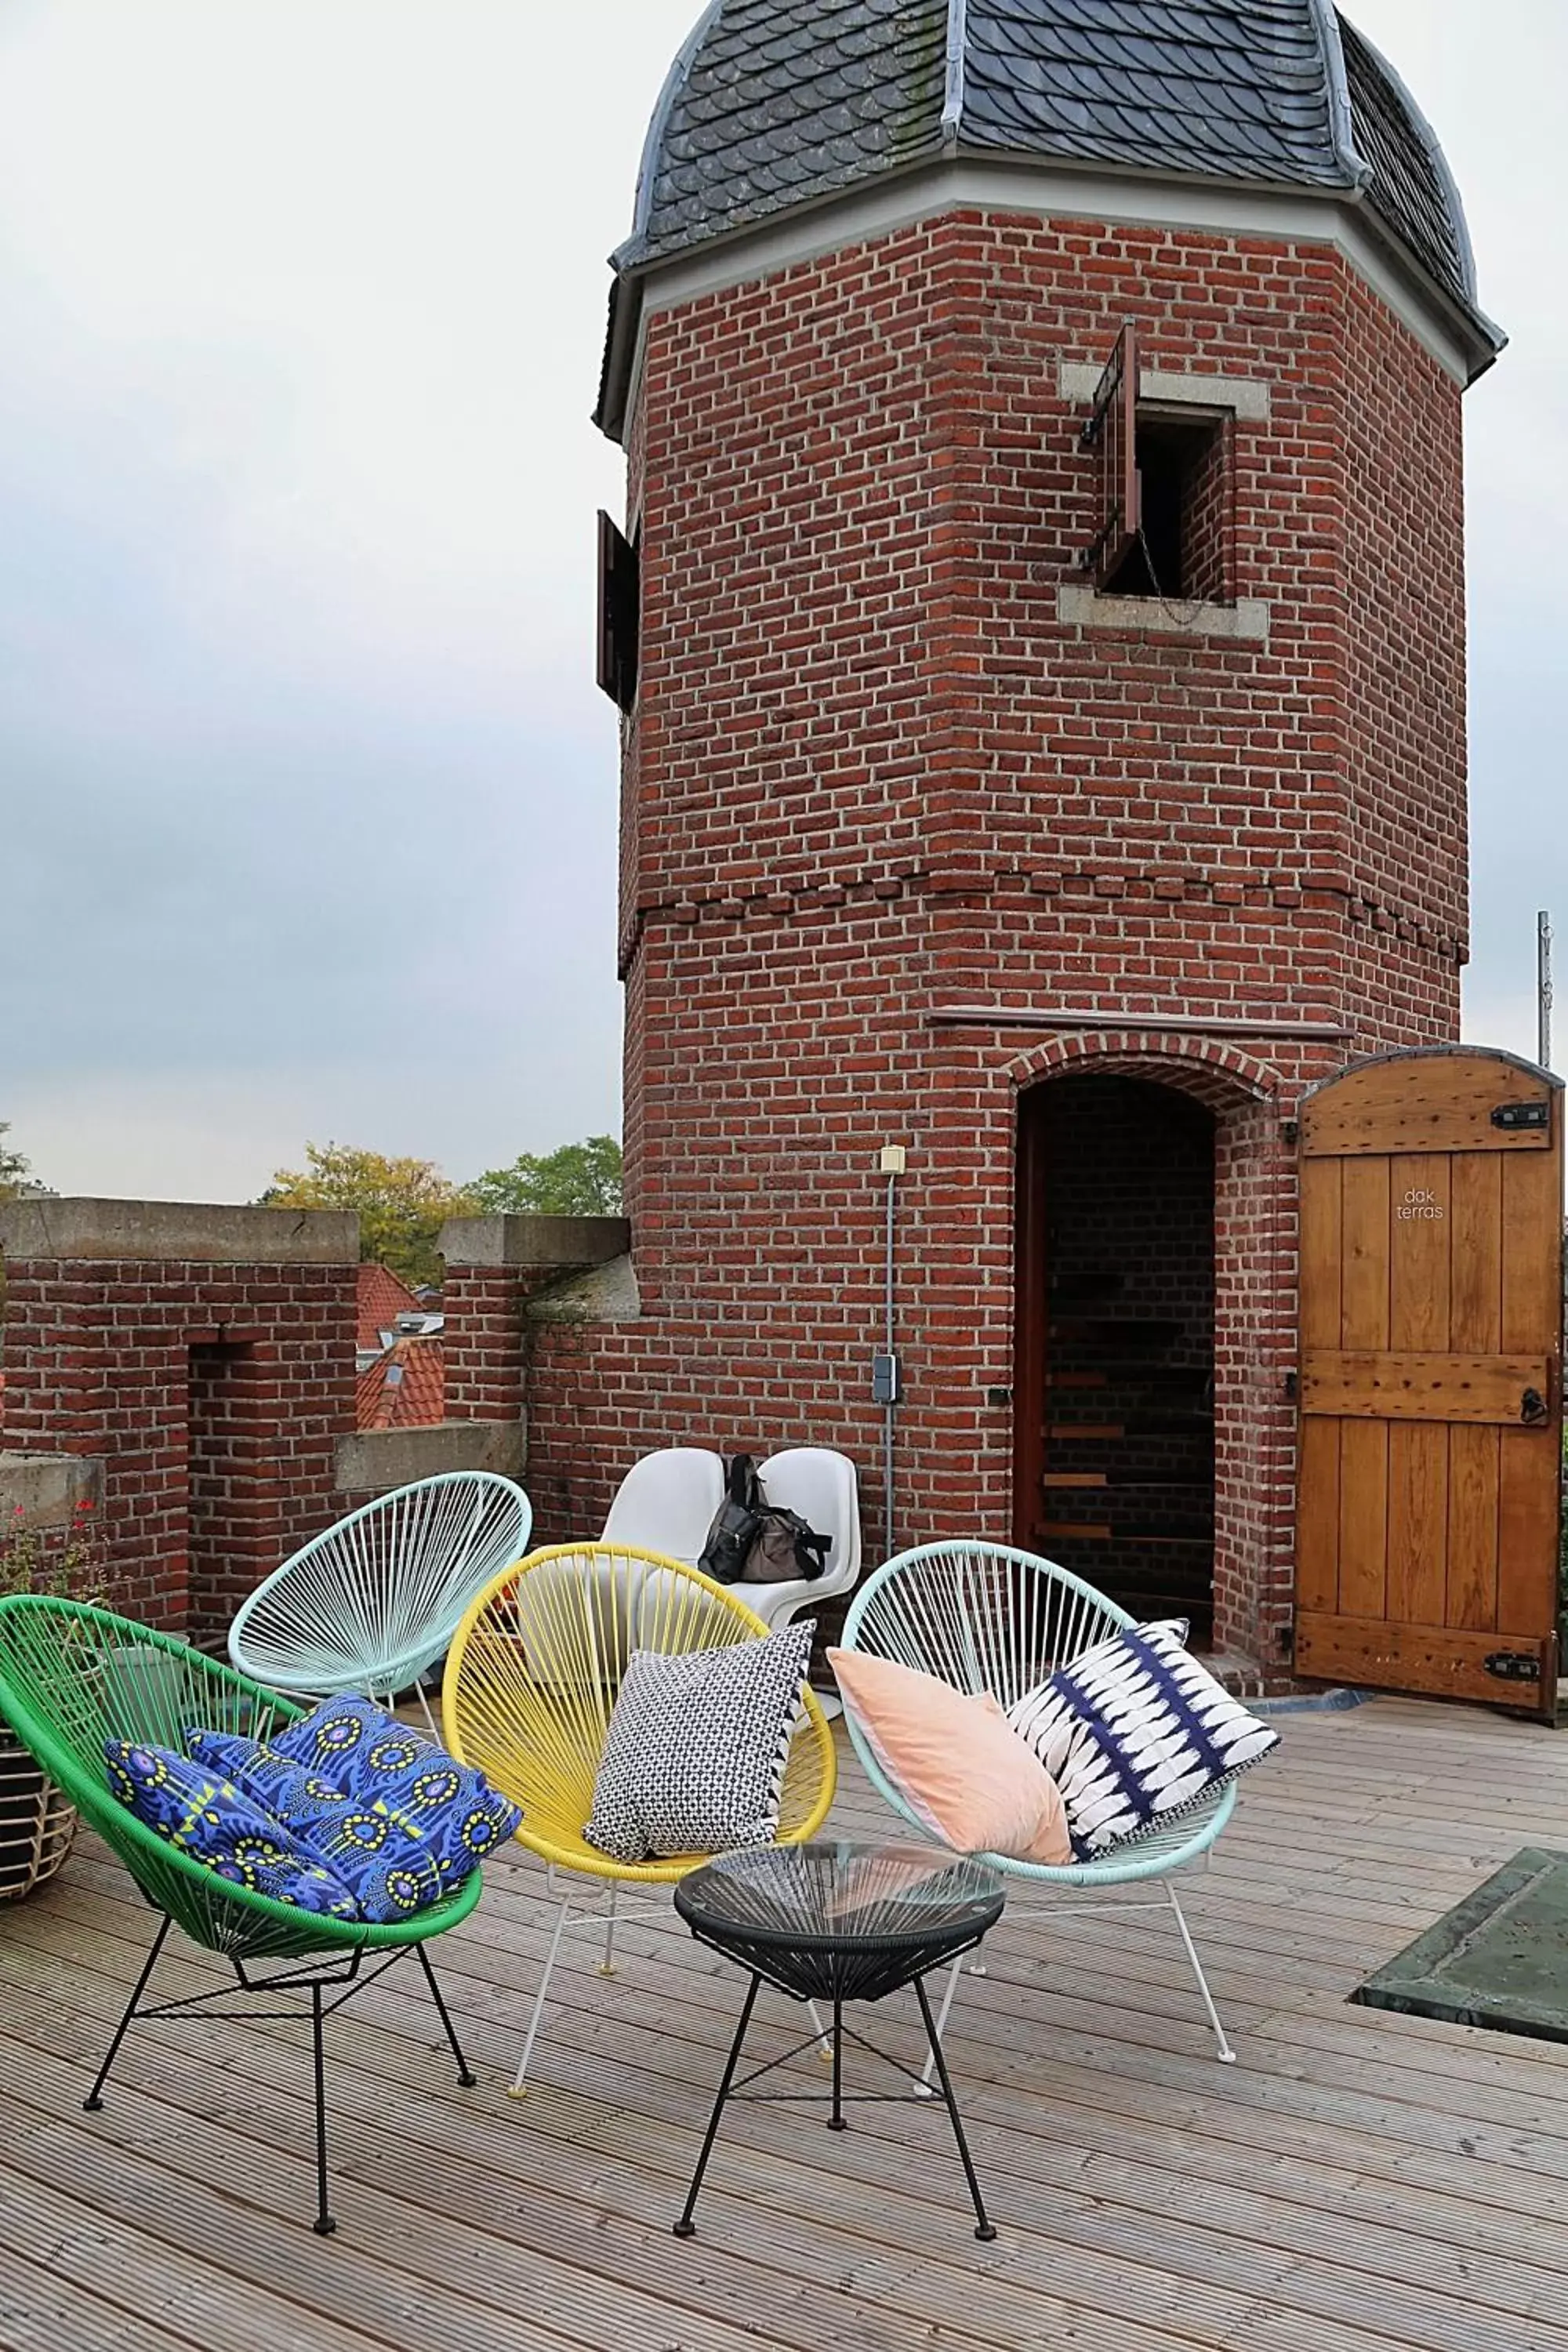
xmin=1294 ymin=1048 xmax=1563 ymax=1718
xmin=1078 ymin=320 xmax=1140 ymax=588
xmin=595 ymin=510 xmax=640 ymax=714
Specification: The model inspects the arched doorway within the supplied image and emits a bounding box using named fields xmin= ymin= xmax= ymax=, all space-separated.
xmin=1014 ymin=1073 xmax=1217 ymax=1642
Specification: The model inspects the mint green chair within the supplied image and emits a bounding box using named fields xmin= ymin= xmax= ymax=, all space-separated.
xmin=227 ymin=1472 xmax=532 ymax=1737
xmin=0 ymin=1595 xmax=483 ymax=2233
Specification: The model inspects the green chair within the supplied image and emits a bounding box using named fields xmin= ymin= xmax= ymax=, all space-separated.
xmin=0 ymin=1594 xmax=484 ymax=2234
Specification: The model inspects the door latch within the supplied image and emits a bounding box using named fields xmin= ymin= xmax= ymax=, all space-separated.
xmin=1491 ymin=1100 xmax=1551 ymax=1131
xmin=1484 ymin=1651 xmax=1542 ymax=1683
xmin=1520 ymin=1386 xmax=1549 ymax=1427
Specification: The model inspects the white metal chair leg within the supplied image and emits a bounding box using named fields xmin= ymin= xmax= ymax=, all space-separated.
xmin=917 ymin=1948 xmax=967 ymax=2092
xmin=1166 ymin=1882 xmax=1236 ymax=2063
xmin=510 ymin=1895 xmax=572 ymax=2096
xmin=598 ymin=1885 xmax=619 ymax=1977
xmin=413 ymin=1681 xmax=441 ymax=1742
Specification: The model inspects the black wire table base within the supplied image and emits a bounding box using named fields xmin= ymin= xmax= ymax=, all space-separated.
xmin=82 ymin=1914 xmax=477 ymax=2235
xmin=673 ymin=1966 xmax=999 ymax=2242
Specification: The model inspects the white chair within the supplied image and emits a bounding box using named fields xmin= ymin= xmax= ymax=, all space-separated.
xmin=740 ymin=1448 xmax=863 ymax=1639
xmin=600 ymin=1447 xmax=724 ymax=1568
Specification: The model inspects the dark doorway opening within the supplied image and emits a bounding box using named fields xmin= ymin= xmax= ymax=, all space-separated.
xmin=1014 ymin=1074 xmax=1217 ymax=1643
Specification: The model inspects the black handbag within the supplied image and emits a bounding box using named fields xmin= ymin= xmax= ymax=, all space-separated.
xmin=699 ymin=1454 xmax=765 ymax=1584
xmin=742 ymin=1504 xmax=831 ymax=1584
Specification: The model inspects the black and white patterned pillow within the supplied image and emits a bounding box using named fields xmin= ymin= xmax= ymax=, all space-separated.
xmin=586 ymin=1621 xmax=814 ymax=1865
xmin=1005 ymin=1619 xmax=1279 ymax=1860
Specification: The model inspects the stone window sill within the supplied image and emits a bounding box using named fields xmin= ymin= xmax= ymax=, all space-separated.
xmin=1057 ymin=583 xmax=1270 ymax=644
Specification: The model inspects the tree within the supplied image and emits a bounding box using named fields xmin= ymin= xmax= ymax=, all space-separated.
xmin=0 ymin=1123 xmax=34 ymax=1201
xmin=466 ymin=1134 xmax=623 ymax=1218
xmin=259 ymin=1144 xmax=473 ymax=1287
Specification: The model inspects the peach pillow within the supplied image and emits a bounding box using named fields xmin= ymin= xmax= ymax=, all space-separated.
xmin=828 ymin=1648 xmax=1072 ymax=1866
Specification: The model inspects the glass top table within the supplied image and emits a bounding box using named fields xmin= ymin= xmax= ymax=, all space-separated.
xmin=672 ymin=1842 xmax=1005 ymax=2241
xmin=676 ymin=1840 xmax=1004 ymax=1987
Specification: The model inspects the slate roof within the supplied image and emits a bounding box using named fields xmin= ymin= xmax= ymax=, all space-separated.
xmin=956 ymin=0 xmax=1349 ymax=194
xmin=615 ymin=2 xmax=1486 ymax=334
xmin=1337 ymin=16 xmax=1472 ymax=311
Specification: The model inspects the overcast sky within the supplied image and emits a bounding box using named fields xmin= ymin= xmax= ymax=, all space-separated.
xmin=2 ymin=1 xmax=1563 ymax=1202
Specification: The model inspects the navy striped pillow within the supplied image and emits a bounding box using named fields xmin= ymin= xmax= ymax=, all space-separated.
xmin=1005 ymin=1620 xmax=1279 ymax=1860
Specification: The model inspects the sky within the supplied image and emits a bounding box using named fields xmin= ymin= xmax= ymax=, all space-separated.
xmin=2 ymin=1 xmax=1563 ymax=1203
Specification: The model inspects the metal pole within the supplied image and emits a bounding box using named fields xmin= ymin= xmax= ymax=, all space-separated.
xmin=1538 ymin=910 xmax=1553 ymax=1073
xmin=884 ymin=1171 xmax=896 ymax=1560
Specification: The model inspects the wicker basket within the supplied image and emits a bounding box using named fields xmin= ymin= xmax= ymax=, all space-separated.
xmin=0 ymin=1716 xmax=78 ymax=1900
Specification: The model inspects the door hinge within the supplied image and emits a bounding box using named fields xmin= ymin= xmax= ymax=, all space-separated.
xmin=1491 ymin=1100 xmax=1551 ymax=1131
xmin=1484 ymin=1650 xmax=1541 ymax=1683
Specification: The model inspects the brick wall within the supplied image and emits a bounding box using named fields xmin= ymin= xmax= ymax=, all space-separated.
xmin=0 ymin=1208 xmax=358 ymax=1636
xmin=521 ymin=200 xmax=1472 ymax=1675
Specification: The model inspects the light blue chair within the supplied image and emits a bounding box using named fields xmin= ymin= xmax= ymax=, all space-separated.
xmin=839 ymin=1540 xmax=1238 ymax=2071
xmin=229 ymin=1472 xmax=532 ymax=1737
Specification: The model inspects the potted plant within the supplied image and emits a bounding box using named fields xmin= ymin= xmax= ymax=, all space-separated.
xmin=0 ymin=1496 xmax=102 ymax=1900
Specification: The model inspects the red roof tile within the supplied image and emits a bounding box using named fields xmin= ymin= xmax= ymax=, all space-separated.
xmin=357 ymin=1262 xmax=421 ymax=1354
xmin=354 ymin=1335 xmax=445 ymax=1432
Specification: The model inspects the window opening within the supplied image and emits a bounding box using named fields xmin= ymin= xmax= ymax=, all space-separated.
xmin=1076 ymin=321 xmax=1234 ymax=605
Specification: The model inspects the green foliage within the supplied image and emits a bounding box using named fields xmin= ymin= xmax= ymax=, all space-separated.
xmin=0 ymin=1123 xmax=33 ymax=1202
xmin=257 ymin=1134 xmax=625 ymax=1281
xmin=466 ymin=1134 xmax=623 ymax=1219
xmin=259 ymin=1143 xmax=474 ymax=1287
xmin=0 ymin=1498 xmax=105 ymax=1604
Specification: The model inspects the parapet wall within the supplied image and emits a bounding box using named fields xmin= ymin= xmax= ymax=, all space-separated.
xmin=0 ymin=1200 xmax=570 ymax=1642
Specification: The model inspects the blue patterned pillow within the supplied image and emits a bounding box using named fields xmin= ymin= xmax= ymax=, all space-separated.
xmin=187 ymin=1731 xmax=448 ymax=1922
xmin=103 ymin=1740 xmax=360 ymax=1919
xmin=1005 ymin=1620 xmax=1279 ymax=1860
xmin=264 ymin=1695 xmax=521 ymax=1870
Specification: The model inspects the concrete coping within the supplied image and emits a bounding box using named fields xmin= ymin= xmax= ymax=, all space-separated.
xmin=439 ymin=1214 xmax=632 ymax=1271
xmin=0 ymin=1197 xmax=361 ymax=1265
xmin=1057 ymin=359 xmax=1272 ymax=423
xmin=334 ymin=1421 xmax=526 ymax=1494
xmin=1057 ymin=583 xmax=1270 ymax=644
xmin=0 ymin=1453 xmax=103 ymax=1526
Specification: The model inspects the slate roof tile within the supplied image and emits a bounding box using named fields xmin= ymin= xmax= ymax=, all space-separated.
xmin=620 ymin=1 xmax=1484 ymax=345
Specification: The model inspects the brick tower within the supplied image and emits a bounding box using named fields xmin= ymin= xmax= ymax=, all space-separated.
xmin=534 ymin=0 xmax=1501 ymax=1675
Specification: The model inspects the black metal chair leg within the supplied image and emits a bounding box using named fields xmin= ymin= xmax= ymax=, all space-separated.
xmin=310 ymin=1983 xmax=336 ymax=2236
xmin=673 ymin=1972 xmax=761 ymax=2239
xmin=913 ymin=1975 xmax=997 ymax=2241
xmin=414 ymin=1944 xmax=476 ymax=2086
xmin=84 ymin=1914 xmax=171 ymax=2111
xmin=828 ymin=1996 xmax=846 ymax=2131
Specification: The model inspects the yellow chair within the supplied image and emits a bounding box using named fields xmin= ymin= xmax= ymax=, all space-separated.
xmin=443 ymin=1541 xmax=837 ymax=2091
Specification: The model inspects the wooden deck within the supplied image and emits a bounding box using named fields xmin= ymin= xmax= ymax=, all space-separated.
xmin=2 ymin=1695 xmax=1567 ymax=2352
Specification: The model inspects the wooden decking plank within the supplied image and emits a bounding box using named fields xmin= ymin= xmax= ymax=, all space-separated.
xmin=0 ymin=2144 xmax=389 ymax=2352
xmin=10 ymin=1911 xmax=1566 ymax=2352
xmin=0 ymin=2018 xmax=1480 ymax=2352
xmin=0 ymin=2239 xmax=199 ymax=2352
xmin=0 ymin=1973 xmax=1239 ymax=2352
xmin=27 ymin=1865 xmax=1568 ymax=2213
xmin=0 ymin=2040 xmax=861 ymax=2352
xmin=5 ymin=1693 xmax=1568 ymax=2352
xmin=20 ymin=1853 xmax=1568 ymax=2234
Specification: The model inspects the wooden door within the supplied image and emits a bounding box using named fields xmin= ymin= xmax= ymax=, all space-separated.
xmin=1295 ymin=1047 xmax=1563 ymax=1716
